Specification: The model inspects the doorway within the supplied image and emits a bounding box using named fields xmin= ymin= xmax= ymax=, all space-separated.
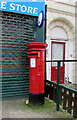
xmin=51 ymin=41 xmax=65 ymax=84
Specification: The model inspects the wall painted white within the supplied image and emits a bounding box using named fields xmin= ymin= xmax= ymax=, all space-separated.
xmin=46 ymin=26 xmax=74 ymax=83
xmin=46 ymin=0 xmax=76 ymax=83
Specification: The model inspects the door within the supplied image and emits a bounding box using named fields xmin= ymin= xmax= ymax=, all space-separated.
xmin=51 ymin=42 xmax=65 ymax=84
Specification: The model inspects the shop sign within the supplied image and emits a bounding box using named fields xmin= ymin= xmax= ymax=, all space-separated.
xmin=0 ymin=0 xmax=45 ymax=16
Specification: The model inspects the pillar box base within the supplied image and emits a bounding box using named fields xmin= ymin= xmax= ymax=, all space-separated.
xmin=29 ymin=93 xmax=44 ymax=105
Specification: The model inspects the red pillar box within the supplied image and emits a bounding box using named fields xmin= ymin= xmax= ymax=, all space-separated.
xmin=26 ymin=42 xmax=48 ymax=105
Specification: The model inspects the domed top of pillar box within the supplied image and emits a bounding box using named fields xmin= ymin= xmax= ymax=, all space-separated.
xmin=26 ymin=42 xmax=48 ymax=51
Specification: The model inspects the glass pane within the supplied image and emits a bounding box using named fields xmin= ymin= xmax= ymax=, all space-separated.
xmin=52 ymin=43 xmax=64 ymax=66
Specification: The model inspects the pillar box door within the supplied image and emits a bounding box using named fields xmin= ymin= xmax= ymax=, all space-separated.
xmin=26 ymin=42 xmax=47 ymax=105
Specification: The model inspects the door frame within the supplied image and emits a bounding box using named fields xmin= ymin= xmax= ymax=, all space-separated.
xmin=51 ymin=41 xmax=65 ymax=83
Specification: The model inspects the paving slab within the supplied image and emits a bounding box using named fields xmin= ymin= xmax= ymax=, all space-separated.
xmin=1 ymin=98 xmax=76 ymax=119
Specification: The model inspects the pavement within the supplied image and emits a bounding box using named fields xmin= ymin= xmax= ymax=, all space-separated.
xmin=0 ymin=97 xmax=76 ymax=119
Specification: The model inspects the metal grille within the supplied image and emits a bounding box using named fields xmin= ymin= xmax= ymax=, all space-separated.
xmin=1 ymin=11 xmax=35 ymax=98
